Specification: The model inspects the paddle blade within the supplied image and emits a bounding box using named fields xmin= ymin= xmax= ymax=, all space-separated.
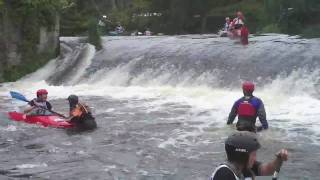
xmin=10 ymin=91 xmax=29 ymax=102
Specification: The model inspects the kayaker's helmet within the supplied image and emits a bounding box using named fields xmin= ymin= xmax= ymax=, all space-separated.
xmin=67 ymin=95 xmax=79 ymax=109
xmin=225 ymin=131 xmax=260 ymax=165
xmin=36 ymin=89 xmax=48 ymax=97
xmin=242 ymin=81 xmax=255 ymax=93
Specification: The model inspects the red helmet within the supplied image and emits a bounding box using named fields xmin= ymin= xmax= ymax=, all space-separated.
xmin=242 ymin=82 xmax=255 ymax=92
xmin=36 ymin=89 xmax=48 ymax=97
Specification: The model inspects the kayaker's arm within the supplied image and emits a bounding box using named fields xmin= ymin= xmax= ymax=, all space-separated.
xmin=24 ymin=106 xmax=35 ymax=114
xmin=46 ymin=102 xmax=53 ymax=111
xmin=24 ymin=100 xmax=36 ymax=114
xmin=256 ymin=101 xmax=268 ymax=131
xmin=258 ymin=149 xmax=288 ymax=176
xmin=227 ymin=102 xmax=238 ymax=124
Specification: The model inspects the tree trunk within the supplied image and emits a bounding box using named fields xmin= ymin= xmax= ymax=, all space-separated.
xmin=201 ymin=13 xmax=208 ymax=34
xmin=54 ymin=13 xmax=60 ymax=56
xmin=2 ymin=0 xmax=21 ymax=66
xmin=111 ymin=0 xmax=117 ymax=10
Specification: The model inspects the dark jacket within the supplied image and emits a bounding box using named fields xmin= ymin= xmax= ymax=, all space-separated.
xmin=70 ymin=103 xmax=97 ymax=131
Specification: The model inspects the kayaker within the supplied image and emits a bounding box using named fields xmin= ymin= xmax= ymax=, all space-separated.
xmin=98 ymin=15 xmax=111 ymax=35
xmin=115 ymin=22 xmax=125 ymax=34
xmin=227 ymin=82 xmax=268 ymax=132
xmin=145 ymin=28 xmax=152 ymax=36
xmin=210 ymin=131 xmax=288 ymax=180
xmin=224 ymin=17 xmax=231 ymax=31
xmin=67 ymin=95 xmax=97 ymax=131
xmin=24 ymin=89 xmax=53 ymax=115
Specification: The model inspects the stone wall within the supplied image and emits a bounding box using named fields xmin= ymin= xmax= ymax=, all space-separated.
xmin=0 ymin=1 xmax=60 ymax=82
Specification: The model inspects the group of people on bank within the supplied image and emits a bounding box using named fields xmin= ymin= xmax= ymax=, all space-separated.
xmin=222 ymin=11 xmax=246 ymax=36
xmin=98 ymin=15 xmax=152 ymax=36
xmin=24 ymin=81 xmax=288 ymax=179
xmin=224 ymin=12 xmax=245 ymax=32
xmin=220 ymin=11 xmax=249 ymax=45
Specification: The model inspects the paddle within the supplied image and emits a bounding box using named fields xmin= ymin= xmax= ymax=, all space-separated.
xmin=10 ymin=91 xmax=67 ymax=118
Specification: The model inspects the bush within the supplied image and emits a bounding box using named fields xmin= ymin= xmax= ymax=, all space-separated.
xmin=87 ymin=17 xmax=102 ymax=50
xmin=260 ymin=24 xmax=281 ymax=34
xmin=301 ymin=24 xmax=320 ymax=38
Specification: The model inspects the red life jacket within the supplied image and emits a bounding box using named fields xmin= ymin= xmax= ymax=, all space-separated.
xmin=237 ymin=100 xmax=256 ymax=116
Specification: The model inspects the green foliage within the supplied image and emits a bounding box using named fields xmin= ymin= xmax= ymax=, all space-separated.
xmin=9 ymin=0 xmax=73 ymax=26
xmin=260 ymin=24 xmax=281 ymax=34
xmin=301 ymin=24 xmax=320 ymax=38
xmin=1 ymin=0 xmax=75 ymax=82
xmin=3 ymin=0 xmax=320 ymax=82
xmin=3 ymin=52 xmax=55 ymax=82
xmin=263 ymin=0 xmax=320 ymax=35
xmin=87 ymin=17 xmax=102 ymax=50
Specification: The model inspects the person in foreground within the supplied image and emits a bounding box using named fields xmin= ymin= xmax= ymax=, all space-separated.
xmin=24 ymin=89 xmax=52 ymax=115
xmin=67 ymin=95 xmax=97 ymax=131
xmin=227 ymin=82 xmax=268 ymax=132
xmin=210 ymin=131 xmax=288 ymax=180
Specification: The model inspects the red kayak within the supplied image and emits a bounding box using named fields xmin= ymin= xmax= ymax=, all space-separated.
xmin=7 ymin=112 xmax=73 ymax=128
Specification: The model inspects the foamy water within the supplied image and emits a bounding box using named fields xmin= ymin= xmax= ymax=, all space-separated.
xmin=0 ymin=34 xmax=319 ymax=179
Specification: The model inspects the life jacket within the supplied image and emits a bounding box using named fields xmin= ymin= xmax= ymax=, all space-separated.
xmin=69 ymin=103 xmax=96 ymax=130
xmin=210 ymin=163 xmax=243 ymax=180
xmin=211 ymin=162 xmax=257 ymax=180
xmin=233 ymin=17 xmax=244 ymax=30
xmin=71 ymin=102 xmax=90 ymax=118
xmin=30 ymin=99 xmax=50 ymax=115
xmin=237 ymin=97 xmax=256 ymax=117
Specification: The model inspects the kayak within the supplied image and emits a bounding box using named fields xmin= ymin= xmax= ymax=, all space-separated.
xmin=7 ymin=112 xmax=73 ymax=128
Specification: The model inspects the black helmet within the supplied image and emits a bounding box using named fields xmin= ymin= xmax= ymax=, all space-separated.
xmin=225 ymin=131 xmax=261 ymax=165
xmin=67 ymin=95 xmax=79 ymax=109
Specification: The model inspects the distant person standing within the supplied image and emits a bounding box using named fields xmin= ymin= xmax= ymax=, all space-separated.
xmin=115 ymin=22 xmax=125 ymax=34
xmin=224 ymin=17 xmax=231 ymax=31
xmin=219 ymin=17 xmax=231 ymax=37
xmin=98 ymin=15 xmax=111 ymax=35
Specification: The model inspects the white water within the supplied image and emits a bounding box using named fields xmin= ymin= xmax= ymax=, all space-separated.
xmin=2 ymin=69 xmax=320 ymax=145
xmin=1 ymin=34 xmax=320 ymax=179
